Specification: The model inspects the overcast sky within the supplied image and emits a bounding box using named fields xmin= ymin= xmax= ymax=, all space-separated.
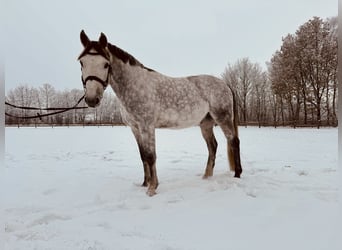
xmin=3 ymin=0 xmax=337 ymax=93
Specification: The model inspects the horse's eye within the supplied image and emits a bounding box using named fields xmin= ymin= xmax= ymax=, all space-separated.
xmin=104 ymin=63 xmax=109 ymax=69
xmin=80 ymin=61 xmax=83 ymax=67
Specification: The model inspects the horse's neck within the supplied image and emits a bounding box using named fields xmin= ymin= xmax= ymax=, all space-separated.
xmin=109 ymin=60 xmax=128 ymax=95
xmin=109 ymin=60 xmax=143 ymax=102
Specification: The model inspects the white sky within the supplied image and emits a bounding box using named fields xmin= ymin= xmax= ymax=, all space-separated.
xmin=3 ymin=0 xmax=337 ymax=92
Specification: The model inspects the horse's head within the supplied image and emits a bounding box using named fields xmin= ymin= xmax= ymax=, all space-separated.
xmin=78 ymin=30 xmax=111 ymax=107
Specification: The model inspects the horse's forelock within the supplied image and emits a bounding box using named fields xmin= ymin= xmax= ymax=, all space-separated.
xmin=78 ymin=41 xmax=110 ymax=60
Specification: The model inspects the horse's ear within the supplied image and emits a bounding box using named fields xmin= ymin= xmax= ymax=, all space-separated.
xmin=99 ymin=32 xmax=108 ymax=48
xmin=80 ymin=30 xmax=90 ymax=47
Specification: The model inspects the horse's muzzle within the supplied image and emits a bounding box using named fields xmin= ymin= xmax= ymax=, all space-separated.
xmin=85 ymin=97 xmax=100 ymax=107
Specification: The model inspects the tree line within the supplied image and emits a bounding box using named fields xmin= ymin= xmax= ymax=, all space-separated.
xmin=5 ymin=16 xmax=337 ymax=128
xmin=222 ymin=16 xmax=337 ymax=128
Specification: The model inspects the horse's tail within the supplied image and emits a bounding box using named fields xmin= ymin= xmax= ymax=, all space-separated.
xmin=227 ymin=85 xmax=239 ymax=172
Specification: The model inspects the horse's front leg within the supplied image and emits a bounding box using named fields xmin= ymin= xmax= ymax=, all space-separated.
xmin=141 ymin=128 xmax=158 ymax=196
xmin=131 ymin=128 xmax=150 ymax=187
xmin=132 ymin=126 xmax=158 ymax=196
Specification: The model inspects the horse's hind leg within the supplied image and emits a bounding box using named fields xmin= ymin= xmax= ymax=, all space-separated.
xmin=200 ymin=114 xmax=218 ymax=178
xmin=228 ymin=135 xmax=242 ymax=177
xmin=209 ymin=113 xmax=242 ymax=178
xmin=219 ymin=122 xmax=242 ymax=178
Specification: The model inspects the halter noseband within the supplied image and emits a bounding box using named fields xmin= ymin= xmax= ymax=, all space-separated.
xmin=81 ymin=52 xmax=111 ymax=90
xmin=82 ymin=75 xmax=109 ymax=89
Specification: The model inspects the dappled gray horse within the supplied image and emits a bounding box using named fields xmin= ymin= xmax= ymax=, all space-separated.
xmin=78 ymin=31 xmax=242 ymax=196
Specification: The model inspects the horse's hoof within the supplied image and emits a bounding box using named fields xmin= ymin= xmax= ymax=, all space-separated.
xmin=141 ymin=181 xmax=148 ymax=187
xmin=234 ymin=173 xmax=241 ymax=178
xmin=146 ymin=188 xmax=157 ymax=197
xmin=202 ymin=170 xmax=213 ymax=179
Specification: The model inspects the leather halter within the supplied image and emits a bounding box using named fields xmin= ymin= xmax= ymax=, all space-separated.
xmin=81 ymin=52 xmax=111 ymax=89
xmin=82 ymin=75 xmax=109 ymax=89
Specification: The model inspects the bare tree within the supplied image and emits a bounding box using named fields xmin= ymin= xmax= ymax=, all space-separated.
xmin=222 ymin=58 xmax=265 ymax=126
xmin=252 ymin=71 xmax=270 ymax=127
xmin=39 ymin=83 xmax=56 ymax=123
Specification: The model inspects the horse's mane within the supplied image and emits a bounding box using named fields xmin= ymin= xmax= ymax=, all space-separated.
xmin=78 ymin=41 xmax=154 ymax=72
xmin=108 ymin=43 xmax=154 ymax=72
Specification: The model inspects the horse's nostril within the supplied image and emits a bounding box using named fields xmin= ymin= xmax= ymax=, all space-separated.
xmin=84 ymin=97 xmax=99 ymax=107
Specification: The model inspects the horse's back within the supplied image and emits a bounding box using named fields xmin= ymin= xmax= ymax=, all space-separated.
xmin=186 ymin=74 xmax=233 ymax=109
xmin=153 ymin=74 xmax=233 ymax=129
xmin=154 ymin=76 xmax=209 ymax=128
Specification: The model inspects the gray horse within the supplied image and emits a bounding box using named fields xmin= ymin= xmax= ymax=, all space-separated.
xmin=78 ymin=31 xmax=242 ymax=196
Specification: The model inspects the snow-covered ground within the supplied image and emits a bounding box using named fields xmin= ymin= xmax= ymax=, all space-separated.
xmin=3 ymin=126 xmax=340 ymax=250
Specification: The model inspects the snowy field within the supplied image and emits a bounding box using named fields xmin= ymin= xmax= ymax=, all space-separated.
xmin=3 ymin=126 xmax=340 ymax=250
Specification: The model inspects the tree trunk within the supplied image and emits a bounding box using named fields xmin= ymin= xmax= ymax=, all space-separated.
xmin=316 ymin=98 xmax=321 ymax=129
xmin=325 ymin=83 xmax=330 ymax=126
xmin=295 ymin=87 xmax=301 ymax=127
xmin=243 ymin=97 xmax=247 ymax=127
xmin=287 ymin=96 xmax=295 ymax=128
xmin=332 ymin=79 xmax=337 ymax=126
xmin=303 ymin=91 xmax=308 ymax=125
xmin=280 ymin=97 xmax=285 ymax=126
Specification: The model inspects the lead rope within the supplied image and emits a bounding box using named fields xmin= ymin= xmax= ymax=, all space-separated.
xmin=5 ymin=95 xmax=87 ymax=120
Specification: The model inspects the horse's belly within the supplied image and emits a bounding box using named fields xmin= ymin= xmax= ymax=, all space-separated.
xmin=155 ymin=103 xmax=209 ymax=129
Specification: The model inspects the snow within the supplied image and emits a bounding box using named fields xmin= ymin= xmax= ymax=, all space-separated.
xmin=3 ymin=126 xmax=340 ymax=250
